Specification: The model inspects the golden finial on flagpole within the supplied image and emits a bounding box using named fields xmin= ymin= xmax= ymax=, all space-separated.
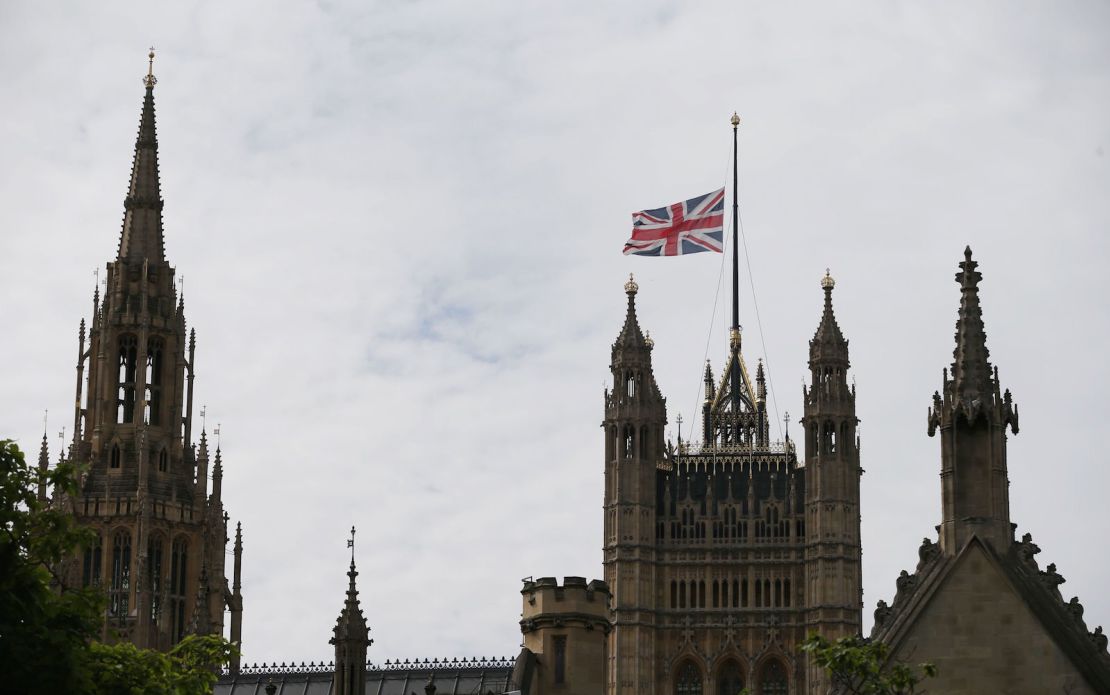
xmin=731 ymin=112 xmax=740 ymax=128
xmin=144 ymin=47 xmax=158 ymax=88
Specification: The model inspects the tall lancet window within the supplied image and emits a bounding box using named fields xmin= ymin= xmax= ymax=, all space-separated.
xmin=148 ymin=536 xmax=164 ymax=624
xmin=109 ymin=530 xmax=131 ymax=619
xmin=169 ymin=538 xmax=188 ymax=643
xmin=82 ymin=534 xmax=102 ymax=588
xmin=145 ymin=337 xmax=164 ymax=425
xmin=117 ymin=335 xmax=138 ymax=423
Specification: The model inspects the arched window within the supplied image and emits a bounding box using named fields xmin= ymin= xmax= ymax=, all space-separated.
xmin=157 ymin=447 xmax=168 ymax=473
xmin=117 ymin=335 xmax=137 ymax=423
xmin=110 ymin=443 xmax=121 ymax=469
xmin=148 ymin=536 xmax=164 ymax=624
xmin=109 ymin=531 xmax=131 ymax=619
xmin=717 ymin=660 xmax=744 ymax=695
xmin=675 ymin=661 xmax=703 ymax=695
xmin=624 ymin=426 xmax=635 ymax=459
xmin=169 ymin=538 xmax=188 ymax=643
xmin=671 ymin=580 xmax=677 ymax=608
xmin=758 ymin=659 xmax=788 ymax=695
xmin=626 ymin=371 xmax=637 ymax=400
xmin=82 ymin=534 xmax=102 ymax=587
xmin=145 ymin=337 xmax=164 ymax=425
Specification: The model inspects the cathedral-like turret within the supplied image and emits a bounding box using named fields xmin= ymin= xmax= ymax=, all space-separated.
xmin=928 ymin=247 xmax=1018 ymax=554
xmin=603 ymin=275 xmax=666 ymax=695
xmin=332 ymin=530 xmax=371 ymax=695
xmin=801 ymin=270 xmax=863 ymax=692
xmin=56 ymin=52 xmax=238 ymax=652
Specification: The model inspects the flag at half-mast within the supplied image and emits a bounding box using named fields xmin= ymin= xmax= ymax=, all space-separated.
xmin=623 ymin=187 xmax=725 ymax=256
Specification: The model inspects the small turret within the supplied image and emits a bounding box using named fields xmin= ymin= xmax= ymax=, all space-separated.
xmin=928 ymin=248 xmax=1018 ymax=554
xmin=36 ymin=432 xmax=50 ymax=503
xmin=211 ymin=446 xmax=223 ymax=503
xmin=801 ymin=269 xmax=863 ymax=691
xmin=332 ymin=528 xmax=371 ymax=695
xmin=196 ymin=430 xmax=209 ymax=501
xmin=228 ymin=521 xmax=244 ymax=674
xmin=512 ymin=577 xmax=611 ymax=695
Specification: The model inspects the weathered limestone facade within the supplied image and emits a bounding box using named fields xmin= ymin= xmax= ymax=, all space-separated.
xmin=51 ymin=59 xmax=243 ymax=663
xmin=511 ymin=577 xmax=611 ymax=694
xmin=870 ymin=248 xmax=1110 ymax=694
xmin=603 ymin=274 xmax=861 ymax=695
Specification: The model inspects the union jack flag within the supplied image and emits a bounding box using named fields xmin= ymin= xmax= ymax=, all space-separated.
xmin=623 ymin=187 xmax=725 ymax=256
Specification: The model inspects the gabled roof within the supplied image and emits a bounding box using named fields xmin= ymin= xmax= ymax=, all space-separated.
xmin=870 ymin=534 xmax=1110 ymax=692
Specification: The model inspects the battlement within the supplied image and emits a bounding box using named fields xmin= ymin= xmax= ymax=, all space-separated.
xmin=514 ymin=577 xmax=610 ymax=694
xmin=520 ymin=576 xmax=610 ymax=628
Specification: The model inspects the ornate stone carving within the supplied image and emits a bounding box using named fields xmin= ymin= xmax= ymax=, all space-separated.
xmin=873 ymin=599 xmax=892 ymax=631
xmin=1039 ymin=563 xmax=1066 ymax=601
xmin=1091 ymin=626 xmax=1108 ymax=654
xmin=1017 ymin=532 xmax=1041 ymax=570
xmin=894 ymin=570 xmax=917 ymax=604
xmin=916 ymin=537 xmax=938 ymax=572
xmin=1066 ymin=597 xmax=1085 ymax=625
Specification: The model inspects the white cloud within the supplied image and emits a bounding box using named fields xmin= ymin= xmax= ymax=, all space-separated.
xmin=2 ymin=0 xmax=1109 ymax=664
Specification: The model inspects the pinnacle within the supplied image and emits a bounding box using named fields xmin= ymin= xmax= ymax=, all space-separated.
xmin=810 ymin=270 xmax=848 ymax=360
xmin=117 ymin=77 xmax=166 ymax=264
xmin=613 ymin=275 xmax=650 ymax=352
xmin=950 ymin=247 xmax=994 ymax=400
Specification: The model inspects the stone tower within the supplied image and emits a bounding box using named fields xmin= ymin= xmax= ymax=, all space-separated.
xmin=58 ymin=55 xmax=243 ymax=655
xmin=929 ymin=247 xmax=1019 ymax=554
xmin=603 ymin=275 xmax=667 ymax=694
xmin=331 ymin=547 xmax=372 ymax=695
xmin=512 ymin=576 xmax=611 ymax=694
xmin=603 ymin=270 xmax=862 ymax=695
xmin=800 ymin=272 xmax=863 ymax=692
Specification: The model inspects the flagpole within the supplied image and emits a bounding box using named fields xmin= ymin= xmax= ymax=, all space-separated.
xmin=729 ymin=113 xmax=742 ymax=421
xmin=730 ymin=113 xmax=740 ymax=334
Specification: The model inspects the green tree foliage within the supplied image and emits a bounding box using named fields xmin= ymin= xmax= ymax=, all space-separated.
xmin=89 ymin=634 xmax=238 ymax=695
xmin=802 ymin=633 xmax=937 ymax=695
xmin=0 ymin=439 xmax=237 ymax=694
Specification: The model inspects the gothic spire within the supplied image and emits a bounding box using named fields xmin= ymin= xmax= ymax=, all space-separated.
xmin=36 ymin=432 xmax=50 ymax=503
xmin=929 ymin=248 xmax=1018 ymax=553
xmin=332 ymin=530 xmax=371 ymax=695
xmin=809 ymin=270 xmax=848 ymax=364
xmin=117 ymin=50 xmax=165 ymax=265
xmin=613 ymin=274 xmax=649 ymax=352
xmin=949 ymin=246 xmax=993 ymax=401
xmin=334 ymin=557 xmax=370 ymax=642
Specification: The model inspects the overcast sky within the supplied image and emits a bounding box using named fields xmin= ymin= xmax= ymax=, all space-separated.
xmin=2 ymin=0 xmax=1109 ymax=667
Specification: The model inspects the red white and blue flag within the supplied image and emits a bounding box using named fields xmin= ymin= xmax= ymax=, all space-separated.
xmin=623 ymin=187 xmax=725 ymax=256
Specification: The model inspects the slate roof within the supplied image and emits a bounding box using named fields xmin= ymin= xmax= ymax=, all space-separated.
xmin=215 ymin=658 xmax=515 ymax=695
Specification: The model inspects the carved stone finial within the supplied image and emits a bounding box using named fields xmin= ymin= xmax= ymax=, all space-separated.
xmin=1039 ymin=562 xmax=1065 ymax=600
xmin=917 ymin=537 xmax=939 ymax=572
xmin=1066 ymin=596 xmax=1085 ymax=625
xmin=894 ymin=569 xmax=918 ymax=605
xmin=1092 ymin=626 xmax=1108 ymax=653
xmin=1017 ymin=532 xmax=1042 ymax=569
xmin=144 ymin=47 xmax=158 ymax=89
xmin=874 ymin=599 xmax=892 ymax=630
